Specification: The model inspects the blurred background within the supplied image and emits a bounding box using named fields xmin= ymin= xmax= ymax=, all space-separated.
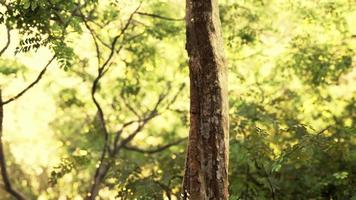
xmin=0 ymin=0 xmax=355 ymax=199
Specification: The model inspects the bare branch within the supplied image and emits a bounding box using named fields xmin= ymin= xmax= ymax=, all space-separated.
xmin=82 ymin=16 xmax=101 ymax=66
xmin=89 ymin=3 xmax=142 ymax=160
xmin=0 ymin=25 xmax=10 ymax=57
xmin=3 ymin=55 xmax=56 ymax=105
xmin=112 ymin=119 xmax=137 ymax=153
xmin=115 ymin=112 xmax=159 ymax=154
xmin=113 ymin=83 xmax=185 ymax=153
xmin=86 ymin=5 xmax=141 ymax=199
xmin=120 ymin=93 xmax=141 ymax=118
xmin=114 ymin=93 xmax=168 ymax=153
xmin=165 ymin=83 xmax=185 ymax=110
xmin=123 ymin=137 xmax=186 ymax=154
xmin=100 ymin=4 xmax=141 ymax=73
xmin=0 ymin=90 xmax=27 ymax=200
xmin=137 ymin=12 xmax=184 ymax=21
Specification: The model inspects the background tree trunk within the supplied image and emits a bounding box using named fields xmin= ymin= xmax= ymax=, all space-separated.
xmin=0 ymin=90 xmax=27 ymax=200
xmin=182 ymin=0 xmax=229 ymax=199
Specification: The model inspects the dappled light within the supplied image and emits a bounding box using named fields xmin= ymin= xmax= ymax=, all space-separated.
xmin=0 ymin=0 xmax=355 ymax=199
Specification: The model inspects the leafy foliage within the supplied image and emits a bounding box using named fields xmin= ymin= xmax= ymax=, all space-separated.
xmin=0 ymin=0 xmax=355 ymax=199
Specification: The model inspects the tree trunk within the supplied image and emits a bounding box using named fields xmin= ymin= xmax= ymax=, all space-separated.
xmin=0 ymin=90 xmax=27 ymax=200
xmin=182 ymin=0 xmax=229 ymax=200
xmin=86 ymin=161 xmax=110 ymax=200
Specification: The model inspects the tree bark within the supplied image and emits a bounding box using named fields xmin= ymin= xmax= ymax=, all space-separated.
xmin=182 ymin=0 xmax=229 ymax=200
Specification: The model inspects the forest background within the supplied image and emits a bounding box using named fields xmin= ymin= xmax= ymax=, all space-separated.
xmin=0 ymin=0 xmax=355 ymax=199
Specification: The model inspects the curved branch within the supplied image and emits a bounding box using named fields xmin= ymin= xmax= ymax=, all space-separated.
xmin=86 ymin=5 xmax=141 ymax=199
xmin=3 ymin=55 xmax=56 ymax=105
xmin=79 ymin=8 xmax=102 ymax=66
xmin=115 ymin=93 xmax=167 ymax=153
xmin=123 ymin=137 xmax=186 ymax=154
xmin=100 ymin=4 xmax=141 ymax=73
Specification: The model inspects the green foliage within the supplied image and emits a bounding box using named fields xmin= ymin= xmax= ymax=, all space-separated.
xmin=51 ymin=40 xmax=75 ymax=70
xmin=283 ymin=35 xmax=353 ymax=85
xmin=0 ymin=59 xmax=27 ymax=76
xmin=220 ymin=3 xmax=262 ymax=48
xmin=1 ymin=0 xmax=92 ymax=68
xmin=222 ymin=1 xmax=356 ymax=199
xmin=49 ymin=150 xmax=91 ymax=186
xmin=1 ymin=0 xmax=355 ymax=199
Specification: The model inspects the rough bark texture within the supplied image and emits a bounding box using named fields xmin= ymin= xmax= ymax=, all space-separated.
xmin=182 ymin=0 xmax=229 ymax=199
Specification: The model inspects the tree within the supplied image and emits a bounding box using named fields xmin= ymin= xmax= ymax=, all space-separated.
xmin=1 ymin=0 xmax=356 ymax=199
xmin=0 ymin=90 xmax=26 ymax=200
xmin=1 ymin=1 xmax=186 ymax=199
xmin=182 ymin=0 xmax=229 ymax=199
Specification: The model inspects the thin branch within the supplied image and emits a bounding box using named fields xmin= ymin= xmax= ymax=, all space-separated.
xmin=81 ymin=13 xmax=101 ymax=66
xmin=137 ymin=12 xmax=184 ymax=21
xmin=0 ymin=25 xmax=10 ymax=57
xmin=89 ymin=3 xmax=141 ymax=166
xmin=112 ymin=119 xmax=137 ymax=153
xmin=259 ymin=161 xmax=276 ymax=200
xmin=101 ymin=4 xmax=141 ymax=73
xmin=114 ymin=112 xmax=159 ymax=154
xmin=0 ymin=90 xmax=27 ymax=200
xmin=87 ymin=5 xmax=141 ymax=199
xmin=3 ymin=55 xmax=56 ymax=105
xmin=114 ymin=93 xmax=168 ymax=153
xmin=114 ymin=83 xmax=184 ymax=153
xmin=165 ymin=83 xmax=185 ymax=110
xmin=120 ymin=93 xmax=141 ymax=118
xmin=123 ymin=137 xmax=186 ymax=154
xmin=91 ymin=30 xmax=111 ymax=49
xmin=282 ymin=126 xmax=331 ymax=159
xmin=132 ymin=19 xmax=150 ymax=28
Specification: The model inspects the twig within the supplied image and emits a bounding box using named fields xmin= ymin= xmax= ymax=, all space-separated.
xmin=123 ymin=137 xmax=186 ymax=154
xmin=137 ymin=12 xmax=184 ymax=21
xmin=282 ymin=126 xmax=331 ymax=159
xmin=112 ymin=89 xmax=172 ymax=155
xmin=120 ymin=92 xmax=141 ymax=118
xmin=115 ymin=83 xmax=183 ymax=152
xmin=0 ymin=90 xmax=27 ymax=200
xmin=82 ymin=17 xmax=101 ymax=66
xmin=255 ymin=160 xmax=276 ymax=200
xmin=3 ymin=55 xmax=56 ymax=105
xmin=101 ymin=4 xmax=141 ymax=73
xmin=165 ymin=83 xmax=185 ymax=110
xmin=114 ymin=110 xmax=159 ymax=154
xmin=260 ymin=161 xmax=276 ymax=200
xmin=112 ymin=119 xmax=137 ymax=153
